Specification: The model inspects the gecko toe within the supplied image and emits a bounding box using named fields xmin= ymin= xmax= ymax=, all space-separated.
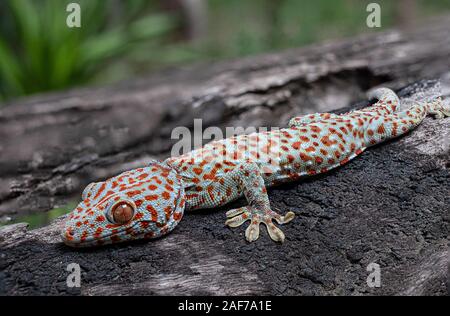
xmin=282 ymin=211 xmax=295 ymax=224
xmin=265 ymin=221 xmax=285 ymax=243
xmin=225 ymin=211 xmax=250 ymax=227
xmin=272 ymin=210 xmax=295 ymax=224
xmin=226 ymin=207 xmax=246 ymax=218
xmin=245 ymin=222 xmax=260 ymax=242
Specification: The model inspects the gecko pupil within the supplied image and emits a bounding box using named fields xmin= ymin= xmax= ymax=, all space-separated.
xmin=112 ymin=202 xmax=134 ymax=224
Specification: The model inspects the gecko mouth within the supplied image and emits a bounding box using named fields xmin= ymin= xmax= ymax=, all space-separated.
xmin=61 ymin=219 xmax=142 ymax=248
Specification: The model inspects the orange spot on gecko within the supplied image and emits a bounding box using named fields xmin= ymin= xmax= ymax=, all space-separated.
xmin=162 ymin=191 xmax=171 ymax=200
xmin=146 ymin=205 xmax=158 ymax=221
xmin=137 ymin=173 xmax=149 ymax=180
xmin=173 ymin=212 xmax=183 ymax=221
xmin=287 ymin=155 xmax=295 ymax=163
xmin=93 ymin=183 xmax=106 ymax=200
xmin=300 ymin=153 xmax=312 ymax=162
xmin=310 ymin=126 xmax=321 ymax=133
xmin=377 ymin=124 xmax=386 ymax=134
xmin=292 ymin=142 xmax=301 ymax=150
xmin=300 ymin=136 xmax=309 ymax=142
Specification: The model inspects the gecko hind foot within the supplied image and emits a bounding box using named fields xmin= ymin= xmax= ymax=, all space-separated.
xmin=225 ymin=206 xmax=295 ymax=243
xmin=430 ymin=108 xmax=450 ymax=119
xmin=428 ymin=98 xmax=450 ymax=119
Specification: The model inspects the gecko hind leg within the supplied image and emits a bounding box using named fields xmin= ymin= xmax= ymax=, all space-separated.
xmin=427 ymin=97 xmax=450 ymax=118
xmin=223 ymin=162 xmax=295 ymax=242
xmin=362 ymin=87 xmax=400 ymax=114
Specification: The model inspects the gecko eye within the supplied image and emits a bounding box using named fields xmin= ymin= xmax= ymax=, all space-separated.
xmin=108 ymin=201 xmax=135 ymax=224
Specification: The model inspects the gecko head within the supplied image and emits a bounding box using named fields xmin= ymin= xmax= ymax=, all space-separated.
xmin=62 ymin=162 xmax=185 ymax=247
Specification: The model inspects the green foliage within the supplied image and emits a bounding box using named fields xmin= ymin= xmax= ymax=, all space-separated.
xmin=1 ymin=0 xmax=450 ymax=103
xmin=1 ymin=201 xmax=78 ymax=229
xmin=0 ymin=0 xmax=177 ymax=101
xmin=203 ymin=0 xmax=396 ymax=58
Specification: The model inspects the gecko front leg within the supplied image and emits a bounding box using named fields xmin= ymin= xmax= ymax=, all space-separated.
xmin=224 ymin=162 xmax=295 ymax=242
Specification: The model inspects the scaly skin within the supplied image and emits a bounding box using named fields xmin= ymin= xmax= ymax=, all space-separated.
xmin=62 ymin=88 xmax=449 ymax=247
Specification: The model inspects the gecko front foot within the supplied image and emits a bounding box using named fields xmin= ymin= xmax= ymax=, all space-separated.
xmin=225 ymin=207 xmax=295 ymax=243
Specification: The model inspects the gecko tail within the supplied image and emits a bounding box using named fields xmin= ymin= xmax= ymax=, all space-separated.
xmin=397 ymin=79 xmax=445 ymax=112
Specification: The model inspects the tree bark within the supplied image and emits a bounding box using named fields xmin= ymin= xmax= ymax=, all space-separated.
xmin=0 ymin=16 xmax=449 ymax=295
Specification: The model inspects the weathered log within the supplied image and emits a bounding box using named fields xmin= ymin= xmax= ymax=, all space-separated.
xmin=0 ymin=16 xmax=449 ymax=295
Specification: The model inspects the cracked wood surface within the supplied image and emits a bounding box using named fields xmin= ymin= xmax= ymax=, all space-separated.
xmin=0 ymin=17 xmax=449 ymax=295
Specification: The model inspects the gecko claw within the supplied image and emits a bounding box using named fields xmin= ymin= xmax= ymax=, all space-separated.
xmin=225 ymin=206 xmax=294 ymax=243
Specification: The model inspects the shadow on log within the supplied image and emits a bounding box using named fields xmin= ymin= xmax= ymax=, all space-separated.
xmin=0 ymin=16 xmax=449 ymax=295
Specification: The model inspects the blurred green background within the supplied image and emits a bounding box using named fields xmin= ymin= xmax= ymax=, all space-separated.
xmin=1 ymin=0 xmax=449 ymax=104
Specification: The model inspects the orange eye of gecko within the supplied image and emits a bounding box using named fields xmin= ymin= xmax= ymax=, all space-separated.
xmin=111 ymin=202 xmax=135 ymax=224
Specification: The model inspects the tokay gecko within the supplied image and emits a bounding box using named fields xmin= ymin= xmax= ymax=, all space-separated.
xmin=62 ymin=88 xmax=449 ymax=247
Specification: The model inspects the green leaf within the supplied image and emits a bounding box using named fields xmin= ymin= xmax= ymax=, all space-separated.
xmin=79 ymin=28 xmax=128 ymax=67
xmin=7 ymin=0 xmax=44 ymax=85
xmin=0 ymin=37 xmax=24 ymax=95
xmin=129 ymin=14 xmax=177 ymax=40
